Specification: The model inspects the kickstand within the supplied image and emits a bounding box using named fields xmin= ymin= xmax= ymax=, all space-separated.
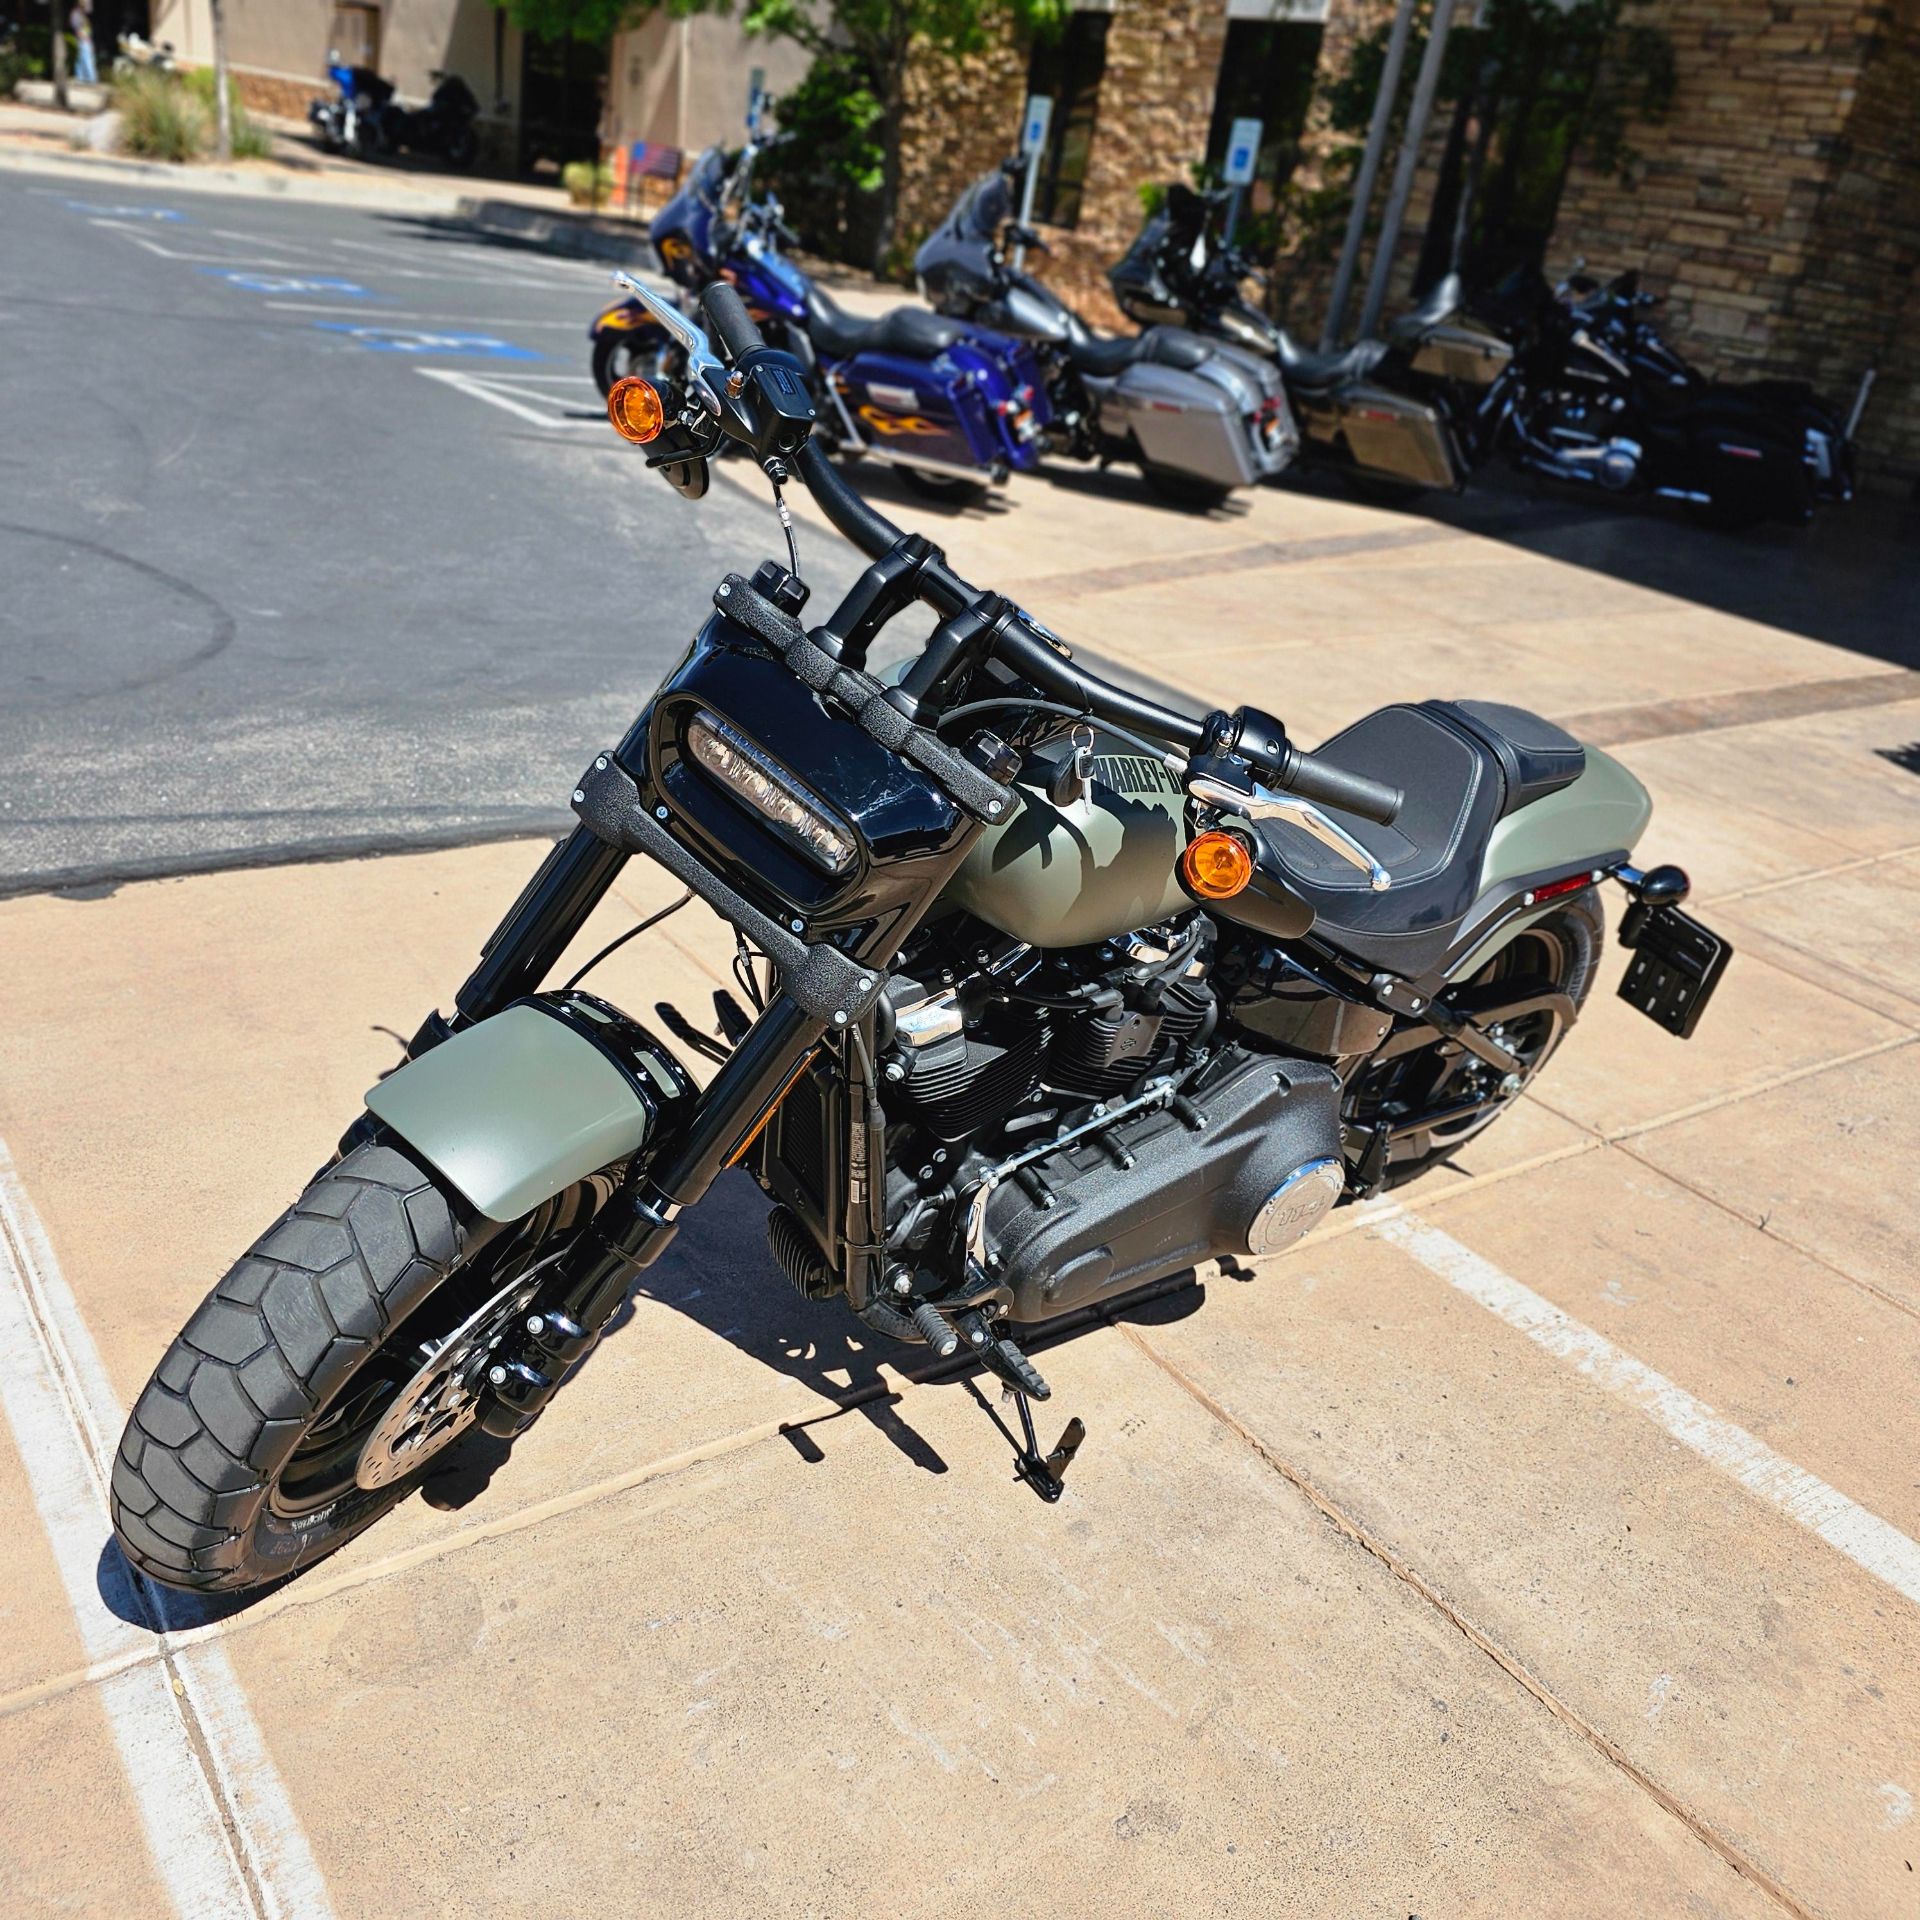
xmin=1007 ymin=1387 xmax=1086 ymax=1504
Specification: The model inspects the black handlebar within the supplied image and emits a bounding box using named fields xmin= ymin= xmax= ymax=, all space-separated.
xmin=695 ymin=285 xmax=1404 ymax=828
xmin=1280 ymin=750 xmax=1402 ymax=827
xmin=700 ymin=282 xmax=763 ymax=363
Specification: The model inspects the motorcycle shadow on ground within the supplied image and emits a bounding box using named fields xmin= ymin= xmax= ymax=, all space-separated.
xmin=94 ymin=1173 xmax=1206 ymax=1630
xmin=1277 ymin=461 xmax=1920 ymax=672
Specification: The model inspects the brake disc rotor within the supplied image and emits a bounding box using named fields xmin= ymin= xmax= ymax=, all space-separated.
xmin=354 ymin=1270 xmax=544 ymax=1491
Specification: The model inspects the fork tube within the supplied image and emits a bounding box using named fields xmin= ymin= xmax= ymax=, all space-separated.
xmin=454 ymin=825 xmax=627 ymax=1025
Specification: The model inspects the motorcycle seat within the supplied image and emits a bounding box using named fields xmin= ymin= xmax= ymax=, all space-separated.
xmin=1269 ymin=330 xmax=1389 ymax=391
xmin=1067 ymin=327 xmax=1214 ymax=377
xmin=1386 ymin=271 xmax=1465 ymax=346
xmin=1252 ymin=701 xmax=1586 ymax=979
xmin=803 ymin=286 xmax=971 ymax=362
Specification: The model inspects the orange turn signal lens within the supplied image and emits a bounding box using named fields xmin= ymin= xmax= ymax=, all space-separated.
xmin=1180 ymin=828 xmax=1255 ymax=900
xmin=607 ymin=374 xmax=666 ymax=444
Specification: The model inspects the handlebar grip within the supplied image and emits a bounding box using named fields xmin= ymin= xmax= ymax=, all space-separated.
xmin=700 ymin=282 xmax=764 ymax=362
xmin=1283 ymin=750 xmax=1403 ymax=828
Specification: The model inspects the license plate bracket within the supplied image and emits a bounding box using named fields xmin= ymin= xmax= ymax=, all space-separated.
xmin=1617 ymin=904 xmax=1732 ymax=1039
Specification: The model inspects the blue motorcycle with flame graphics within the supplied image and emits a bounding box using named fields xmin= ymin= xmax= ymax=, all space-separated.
xmin=590 ymin=142 xmax=1050 ymax=500
xmin=111 ymin=281 xmax=1730 ymax=1592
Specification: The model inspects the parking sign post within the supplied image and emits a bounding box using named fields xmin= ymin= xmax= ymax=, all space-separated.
xmin=1222 ymin=117 xmax=1262 ymax=246
xmin=1015 ymin=94 xmax=1053 ymax=270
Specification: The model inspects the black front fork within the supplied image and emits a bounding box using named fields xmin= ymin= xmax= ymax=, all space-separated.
xmin=441 ymin=824 xmax=836 ymax=1438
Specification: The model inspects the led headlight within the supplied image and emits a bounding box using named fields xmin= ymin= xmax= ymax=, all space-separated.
xmin=685 ymin=710 xmax=856 ymax=874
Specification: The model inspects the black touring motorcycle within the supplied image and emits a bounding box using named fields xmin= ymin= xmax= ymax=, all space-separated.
xmin=1113 ymin=186 xmax=1858 ymax=525
xmin=112 ymin=285 xmax=1729 ymax=1594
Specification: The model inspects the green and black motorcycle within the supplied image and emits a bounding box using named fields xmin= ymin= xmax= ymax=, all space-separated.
xmin=111 ymin=284 xmax=1729 ymax=1593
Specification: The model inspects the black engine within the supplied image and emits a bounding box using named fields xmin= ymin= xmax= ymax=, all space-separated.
xmin=807 ymin=915 xmax=1348 ymax=1326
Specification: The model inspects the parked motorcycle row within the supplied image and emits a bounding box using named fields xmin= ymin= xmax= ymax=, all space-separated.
xmin=592 ymin=149 xmax=1857 ymax=529
xmin=309 ymin=57 xmax=480 ymax=169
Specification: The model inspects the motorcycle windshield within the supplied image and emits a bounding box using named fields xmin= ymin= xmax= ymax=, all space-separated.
xmin=914 ymin=171 xmax=1011 ymax=289
xmin=651 ymin=145 xmax=729 ymax=274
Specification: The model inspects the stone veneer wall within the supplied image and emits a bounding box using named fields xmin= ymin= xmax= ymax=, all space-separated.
xmin=896 ymin=0 xmax=1918 ymax=476
xmin=1552 ymin=0 xmax=1920 ymax=479
xmin=896 ymin=0 xmax=1232 ymax=329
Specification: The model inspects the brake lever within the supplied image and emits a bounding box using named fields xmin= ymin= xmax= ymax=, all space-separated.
xmin=612 ymin=270 xmax=726 ymax=414
xmin=1186 ymin=771 xmax=1392 ymax=892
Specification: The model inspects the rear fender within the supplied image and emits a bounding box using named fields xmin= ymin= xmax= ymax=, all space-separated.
xmin=1447 ymin=746 xmax=1651 ymax=978
xmin=363 ymin=994 xmax=695 ymax=1222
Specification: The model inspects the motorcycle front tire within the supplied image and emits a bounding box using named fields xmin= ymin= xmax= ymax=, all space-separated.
xmin=111 ymin=1140 xmax=525 ymax=1594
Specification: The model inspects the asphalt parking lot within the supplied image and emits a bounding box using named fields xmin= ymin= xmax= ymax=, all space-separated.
xmin=0 ymin=174 xmax=869 ymax=892
xmin=3 ymin=164 xmax=1920 ymax=1920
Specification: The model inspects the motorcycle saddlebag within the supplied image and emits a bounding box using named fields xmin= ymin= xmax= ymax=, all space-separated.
xmin=830 ymin=341 xmax=1033 ymax=477
xmin=1407 ymin=319 xmax=1513 ymax=387
xmin=1100 ymin=349 xmax=1292 ymax=489
xmin=1327 ymin=382 xmax=1461 ymax=490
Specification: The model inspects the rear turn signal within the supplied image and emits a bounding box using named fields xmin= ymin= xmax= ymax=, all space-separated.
xmin=607 ymin=375 xmax=666 ymax=444
xmin=1181 ymin=828 xmax=1255 ymax=900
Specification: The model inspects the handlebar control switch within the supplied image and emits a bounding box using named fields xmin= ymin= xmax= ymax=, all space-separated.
xmin=749 ymin=558 xmax=809 ymax=619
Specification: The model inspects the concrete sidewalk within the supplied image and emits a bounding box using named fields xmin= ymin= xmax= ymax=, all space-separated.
xmin=1 ymin=471 xmax=1916 ymax=1917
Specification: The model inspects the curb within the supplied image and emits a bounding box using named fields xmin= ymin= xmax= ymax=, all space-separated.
xmin=452 ymin=196 xmax=654 ymax=266
xmin=0 ymin=143 xmax=471 ymax=212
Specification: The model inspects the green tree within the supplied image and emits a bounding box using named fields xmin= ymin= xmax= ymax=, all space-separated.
xmin=490 ymin=0 xmax=1066 ymax=271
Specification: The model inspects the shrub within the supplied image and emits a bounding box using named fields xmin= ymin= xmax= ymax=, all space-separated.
xmin=112 ymin=68 xmax=208 ymax=162
xmin=562 ymin=158 xmax=613 ymax=207
xmin=181 ymin=65 xmax=272 ymax=159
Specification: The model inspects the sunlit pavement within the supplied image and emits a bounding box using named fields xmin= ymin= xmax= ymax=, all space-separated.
xmin=4 ymin=172 xmax=1920 ymax=1920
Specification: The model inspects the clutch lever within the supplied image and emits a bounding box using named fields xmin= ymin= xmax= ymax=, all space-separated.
xmin=611 ymin=270 xmax=727 ymax=415
xmin=1187 ymin=770 xmax=1392 ymax=892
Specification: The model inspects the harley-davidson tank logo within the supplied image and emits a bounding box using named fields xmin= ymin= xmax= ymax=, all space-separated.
xmin=1091 ymin=753 xmax=1179 ymax=796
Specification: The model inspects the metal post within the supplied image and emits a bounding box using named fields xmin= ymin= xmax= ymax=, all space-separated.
xmin=1013 ymin=94 xmax=1052 ymax=273
xmin=1357 ymin=0 xmax=1460 ymax=341
xmin=1320 ymin=0 xmax=1419 ymax=350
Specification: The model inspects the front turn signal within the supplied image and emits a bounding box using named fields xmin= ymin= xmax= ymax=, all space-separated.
xmin=1181 ymin=828 xmax=1255 ymax=900
xmin=607 ymin=375 xmax=666 ymax=444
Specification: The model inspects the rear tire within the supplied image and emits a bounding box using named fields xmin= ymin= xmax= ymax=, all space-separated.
xmin=110 ymin=1141 xmax=580 ymax=1594
xmin=1348 ymin=893 xmax=1604 ymax=1189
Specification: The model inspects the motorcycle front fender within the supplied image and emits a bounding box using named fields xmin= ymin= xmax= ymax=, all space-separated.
xmin=363 ymin=995 xmax=694 ymax=1222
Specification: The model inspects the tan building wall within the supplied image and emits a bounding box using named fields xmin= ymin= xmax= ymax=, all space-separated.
xmin=148 ymin=0 xmax=523 ymax=128
xmin=605 ymin=16 xmax=810 ymax=158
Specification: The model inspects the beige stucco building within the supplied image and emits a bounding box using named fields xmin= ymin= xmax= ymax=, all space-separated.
xmin=148 ymin=0 xmax=804 ymax=174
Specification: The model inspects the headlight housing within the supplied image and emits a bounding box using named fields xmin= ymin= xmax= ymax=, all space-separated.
xmin=685 ymin=710 xmax=856 ymax=874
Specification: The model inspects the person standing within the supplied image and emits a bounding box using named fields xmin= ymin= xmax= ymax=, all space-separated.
xmin=70 ymin=2 xmax=96 ymax=85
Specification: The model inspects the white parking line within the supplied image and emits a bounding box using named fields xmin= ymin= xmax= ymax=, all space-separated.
xmin=0 ymin=1140 xmax=335 ymax=1919
xmin=416 ymin=365 xmax=609 ymax=430
xmin=1376 ymin=1213 xmax=1920 ymax=1609
xmin=267 ymin=301 xmax=586 ymax=328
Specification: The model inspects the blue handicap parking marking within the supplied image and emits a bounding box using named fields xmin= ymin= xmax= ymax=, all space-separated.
xmin=314 ymin=323 xmax=542 ymax=361
xmin=203 ymin=270 xmax=373 ymax=297
xmin=66 ymin=200 xmax=185 ymax=220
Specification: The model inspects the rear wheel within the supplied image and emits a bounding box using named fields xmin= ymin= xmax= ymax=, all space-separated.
xmin=1344 ymin=892 xmax=1604 ymax=1187
xmin=110 ymin=1141 xmax=594 ymax=1594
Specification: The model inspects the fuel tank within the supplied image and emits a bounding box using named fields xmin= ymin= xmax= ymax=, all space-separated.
xmin=941 ymin=733 xmax=1193 ymax=947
